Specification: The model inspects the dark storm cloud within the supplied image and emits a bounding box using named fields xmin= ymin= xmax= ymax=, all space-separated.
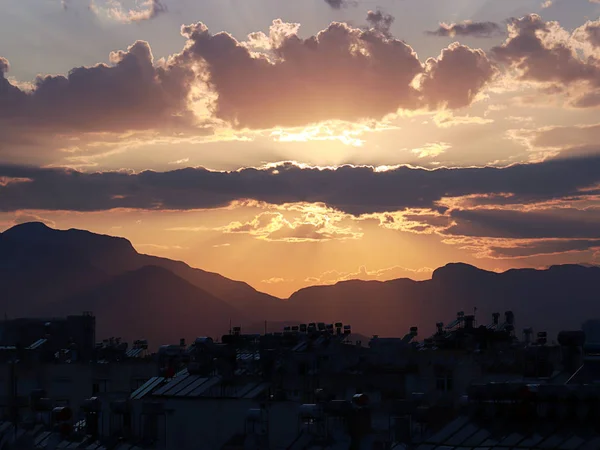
xmin=446 ymin=208 xmax=600 ymax=239
xmin=427 ymin=21 xmax=504 ymax=38
xmin=1 ymin=156 xmax=600 ymax=214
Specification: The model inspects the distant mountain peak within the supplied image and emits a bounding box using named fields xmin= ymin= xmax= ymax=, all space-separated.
xmin=431 ymin=262 xmax=489 ymax=281
xmin=3 ymin=221 xmax=136 ymax=254
xmin=2 ymin=221 xmax=52 ymax=235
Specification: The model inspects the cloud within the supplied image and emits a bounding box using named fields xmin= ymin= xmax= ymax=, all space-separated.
xmin=420 ymin=42 xmax=498 ymax=109
xmin=433 ymin=111 xmax=494 ymax=128
xmin=12 ymin=212 xmax=56 ymax=228
xmin=306 ymin=265 xmax=433 ymax=284
xmin=366 ymin=9 xmax=395 ymax=37
xmin=2 ymin=156 xmax=600 ymax=214
xmin=427 ymin=21 xmax=504 ymax=38
xmin=90 ymin=0 xmax=167 ymax=23
xmin=490 ymin=14 xmax=600 ymax=107
xmin=445 ymin=208 xmax=600 ymax=239
xmin=410 ymin=142 xmax=450 ymax=158
xmin=0 ymin=177 xmax=31 ymax=187
xmin=0 ymin=57 xmax=9 ymax=74
xmin=323 ymin=0 xmax=354 ymax=9
xmin=574 ymin=19 xmax=600 ymax=50
xmin=177 ymin=20 xmax=423 ymax=128
xmin=1 ymin=19 xmax=499 ymax=159
xmin=370 ymin=209 xmax=452 ymax=234
xmin=488 ymin=239 xmax=600 ymax=258
xmin=177 ymin=20 xmax=496 ymax=129
xmin=509 ymin=122 xmax=600 ymax=158
xmin=136 ymin=243 xmax=186 ymax=250
xmin=218 ymin=211 xmax=362 ymax=242
xmin=0 ymin=41 xmax=195 ymax=150
xmin=261 ymin=277 xmax=293 ymax=284
xmin=169 ymin=158 xmax=190 ymax=165
xmin=268 ymin=120 xmax=398 ymax=147
xmin=491 ymin=15 xmax=596 ymax=84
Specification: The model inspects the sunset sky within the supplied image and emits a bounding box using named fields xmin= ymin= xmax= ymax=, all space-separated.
xmin=2 ymin=0 xmax=600 ymax=297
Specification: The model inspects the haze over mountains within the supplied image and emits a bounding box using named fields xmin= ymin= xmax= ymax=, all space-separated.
xmin=1 ymin=222 xmax=599 ymax=346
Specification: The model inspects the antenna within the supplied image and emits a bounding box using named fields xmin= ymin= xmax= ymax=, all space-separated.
xmin=229 ymin=318 xmax=232 ymax=335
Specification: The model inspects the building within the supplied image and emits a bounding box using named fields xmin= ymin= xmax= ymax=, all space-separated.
xmin=0 ymin=311 xmax=593 ymax=449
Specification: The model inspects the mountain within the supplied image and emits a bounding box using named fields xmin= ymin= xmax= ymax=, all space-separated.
xmin=2 ymin=222 xmax=600 ymax=345
xmin=40 ymin=265 xmax=244 ymax=345
xmin=286 ymin=263 xmax=600 ymax=340
xmin=0 ymin=222 xmax=283 ymax=320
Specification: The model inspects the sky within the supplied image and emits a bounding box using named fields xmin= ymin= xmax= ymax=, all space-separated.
xmin=1 ymin=0 xmax=600 ymax=298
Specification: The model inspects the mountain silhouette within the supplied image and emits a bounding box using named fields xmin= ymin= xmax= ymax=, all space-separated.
xmin=0 ymin=222 xmax=282 ymax=320
xmin=2 ymin=222 xmax=600 ymax=345
xmin=286 ymin=263 xmax=600 ymax=339
xmin=40 ymin=265 xmax=244 ymax=345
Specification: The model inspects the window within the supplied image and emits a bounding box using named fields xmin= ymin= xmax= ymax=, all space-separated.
xmin=435 ymin=366 xmax=453 ymax=392
xmin=298 ymin=363 xmax=308 ymax=375
xmin=93 ymin=379 xmax=109 ymax=393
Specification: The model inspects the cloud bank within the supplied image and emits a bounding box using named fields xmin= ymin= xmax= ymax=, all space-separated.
xmin=1 ymin=156 xmax=599 ymax=214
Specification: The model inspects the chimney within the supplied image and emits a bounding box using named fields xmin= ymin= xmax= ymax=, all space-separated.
xmin=558 ymin=331 xmax=585 ymax=374
xmin=505 ymin=311 xmax=515 ymax=325
xmin=537 ymin=331 xmax=547 ymax=345
xmin=464 ymin=315 xmax=475 ymax=330
xmin=179 ymin=338 xmax=186 ymax=348
xmin=492 ymin=313 xmax=500 ymax=325
xmin=523 ymin=328 xmax=533 ymax=345
xmin=436 ymin=322 xmax=444 ymax=334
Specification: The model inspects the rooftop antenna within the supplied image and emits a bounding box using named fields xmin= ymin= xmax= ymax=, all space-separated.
xmin=229 ymin=318 xmax=232 ymax=335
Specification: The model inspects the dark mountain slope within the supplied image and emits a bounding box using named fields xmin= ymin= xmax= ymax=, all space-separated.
xmin=139 ymin=254 xmax=285 ymax=319
xmin=41 ymin=265 xmax=244 ymax=345
xmin=3 ymin=223 xmax=600 ymax=344
xmin=0 ymin=222 xmax=283 ymax=319
xmin=287 ymin=263 xmax=600 ymax=339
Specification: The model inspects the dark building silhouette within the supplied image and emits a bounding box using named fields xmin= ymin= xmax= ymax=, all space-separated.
xmin=0 ymin=313 xmax=96 ymax=361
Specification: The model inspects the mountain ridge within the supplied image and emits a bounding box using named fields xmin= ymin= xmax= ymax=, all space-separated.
xmin=2 ymin=222 xmax=600 ymax=344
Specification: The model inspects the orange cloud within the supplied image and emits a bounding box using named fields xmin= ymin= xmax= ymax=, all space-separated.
xmin=306 ymin=265 xmax=433 ymax=284
xmin=90 ymin=0 xmax=167 ymax=23
xmin=218 ymin=211 xmax=362 ymax=242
